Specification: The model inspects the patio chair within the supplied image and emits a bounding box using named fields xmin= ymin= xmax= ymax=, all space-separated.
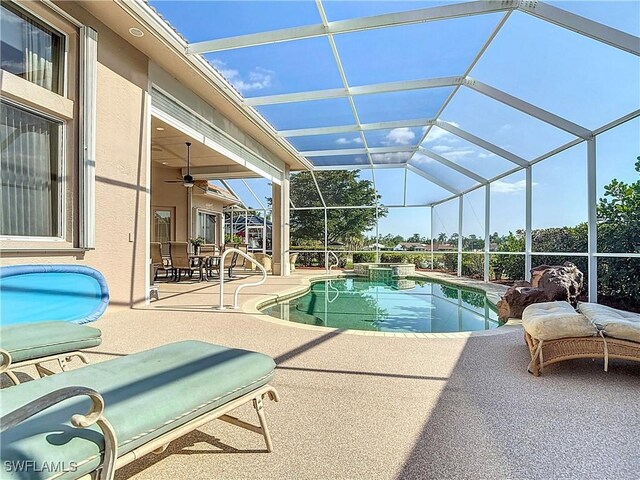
xmin=237 ymin=243 xmax=248 ymax=268
xmin=0 ymin=340 xmax=279 ymax=480
xmin=151 ymin=242 xmax=172 ymax=281
xmin=199 ymin=244 xmax=218 ymax=277
xmin=215 ymin=248 xmax=239 ymax=279
xmin=168 ymin=241 xmax=194 ymax=281
xmin=254 ymin=253 xmax=272 ymax=273
xmin=0 ymin=265 xmax=108 ymax=385
xmin=289 ymin=253 xmax=299 ymax=272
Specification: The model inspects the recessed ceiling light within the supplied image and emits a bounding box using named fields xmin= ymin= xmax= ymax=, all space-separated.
xmin=129 ymin=27 xmax=144 ymax=38
xmin=156 ymin=127 xmax=164 ymax=131
xmin=161 ymin=162 xmax=169 ymax=165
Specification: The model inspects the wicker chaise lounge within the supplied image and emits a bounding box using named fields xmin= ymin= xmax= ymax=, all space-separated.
xmin=522 ymin=301 xmax=640 ymax=376
xmin=0 ymin=341 xmax=279 ymax=480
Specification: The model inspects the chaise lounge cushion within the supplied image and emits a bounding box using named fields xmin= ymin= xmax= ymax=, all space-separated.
xmin=0 ymin=322 xmax=102 ymax=363
xmin=522 ymin=301 xmax=598 ymax=341
xmin=578 ymin=302 xmax=640 ymax=343
xmin=1 ymin=341 xmax=276 ymax=480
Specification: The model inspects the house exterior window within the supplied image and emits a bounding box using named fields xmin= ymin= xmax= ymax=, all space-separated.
xmin=0 ymin=2 xmax=64 ymax=94
xmin=197 ymin=211 xmax=217 ymax=244
xmin=0 ymin=101 xmax=62 ymax=237
xmin=153 ymin=208 xmax=174 ymax=243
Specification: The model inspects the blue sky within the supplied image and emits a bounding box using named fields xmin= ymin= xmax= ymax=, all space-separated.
xmin=150 ymin=1 xmax=640 ymax=239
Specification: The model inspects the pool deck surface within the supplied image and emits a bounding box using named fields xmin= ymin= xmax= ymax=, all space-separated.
xmin=11 ymin=270 xmax=640 ymax=479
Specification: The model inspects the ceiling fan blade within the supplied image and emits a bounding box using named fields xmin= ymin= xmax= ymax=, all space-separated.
xmin=164 ymin=180 xmax=184 ymax=183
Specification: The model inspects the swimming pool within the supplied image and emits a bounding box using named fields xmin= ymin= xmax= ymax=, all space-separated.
xmin=262 ymin=277 xmax=500 ymax=333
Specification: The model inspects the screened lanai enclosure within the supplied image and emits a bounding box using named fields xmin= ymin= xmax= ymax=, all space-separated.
xmin=152 ymin=0 xmax=640 ymax=310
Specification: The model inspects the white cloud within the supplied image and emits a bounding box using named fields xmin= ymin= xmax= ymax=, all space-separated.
xmin=491 ymin=179 xmax=536 ymax=194
xmin=441 ymin=149 xmax=475 ymax=160
xmin=432 ymin=145 xmax=453 ymax=153
xmin=423 ymin=123 xmax=461 ymax=145
xmin=430 ymin=144 xmax=475 ymax=160
xmin=382 ymin=127 xmax=415 ymax=146
xmin=211 ymin=60 xmax=274 ymax=92
xmin=412 ymin=152 xmax=434 ymax=164
xmin=371 ymin=152 xmax=412 ymax=164
xmin=477 ymin=152 xmax=497 ymax=159
xmin=336 ymin=137 xmax=363 ymax=145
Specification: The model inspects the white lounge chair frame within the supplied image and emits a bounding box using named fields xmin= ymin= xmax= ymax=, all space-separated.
xmin=1 ymin=383 xmax=280 ymax=480
xmin=0 ymin=348 xmax=90 ymax=386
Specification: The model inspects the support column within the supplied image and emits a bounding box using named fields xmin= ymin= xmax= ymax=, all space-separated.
xmin=587 ymin=137 xmax=598 ymax=302
xmin=525 ymin=166 xmax=532 ymax=281
xmin=244 ymin=210 xmax=248 ymax=244
xmin=457 ymin=196 xmax=463 ymax=277
xmin=262 ymin=209 xmax=267 ymax=253
xmin=430 ymin=206 xmax=434 ymax=270
xmin=484 ymin=184 xmax=491 ymax=283
xmin=324 ymin=209 xmax=328 ymax=271
xmin=218 ymin=211 xmax=225 ymax=246
xmin=272 ymin=168 xmax=290 ymax=276
xmin=375 ymin=203 xmax=380 ymax=263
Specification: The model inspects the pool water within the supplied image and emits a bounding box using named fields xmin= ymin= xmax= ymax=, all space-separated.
xmin=262 ymin=277 xmax=500 ymax=333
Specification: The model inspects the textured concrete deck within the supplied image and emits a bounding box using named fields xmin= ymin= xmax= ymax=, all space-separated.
xmin=12 ymin=271 xmax=640 ymax=479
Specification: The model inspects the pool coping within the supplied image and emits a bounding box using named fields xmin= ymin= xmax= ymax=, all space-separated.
xmin=243 ymin=271 xmax=521 ymax=339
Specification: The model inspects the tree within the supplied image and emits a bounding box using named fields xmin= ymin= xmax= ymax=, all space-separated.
xmin=490 ymin=231 xmax=525 ymax=281
xmin=379 ymin=234 xmax=404 ymax=247
xmin=407 ymin=233 xmax=424 ymax=243
xmin=596 ymin=156 xmax=640 ymax=310
xmin=290 ymin=171 xmax=386 ymax=245
xmin=463 ymin=233 xmax=484 ymax=251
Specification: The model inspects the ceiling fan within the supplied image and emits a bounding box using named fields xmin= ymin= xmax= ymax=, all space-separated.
xmin=164 ymin=142 xmax=206 ymax=192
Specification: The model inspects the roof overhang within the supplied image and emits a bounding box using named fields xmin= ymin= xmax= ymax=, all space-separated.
xmin=74 ymin=0 xmax=312 ymax=172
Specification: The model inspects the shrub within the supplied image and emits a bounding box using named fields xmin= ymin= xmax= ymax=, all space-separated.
xmin=442 ymin=253 xmax=457 ymax=273
xmin=380 ymin=253 xmax=407 ymax=264
xmin=461 ymin=254 xmax=484 ymax=278
xmin=353 ymin=252 xmax=376 ymax=263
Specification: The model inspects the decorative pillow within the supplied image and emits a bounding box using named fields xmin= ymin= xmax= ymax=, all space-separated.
xmin=522 ymin=301 xmax=597 ymax=341
xmin=578 ymin=302 xmax=640 ymax=343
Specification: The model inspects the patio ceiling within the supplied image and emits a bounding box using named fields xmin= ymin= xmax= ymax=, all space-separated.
xmin=150 ymin=0 xmax=640 ymax=206
xmin=151 ymin=116 xmax=268 ymax=181
xmin=152 ymin=117 xmax=237 ymax=169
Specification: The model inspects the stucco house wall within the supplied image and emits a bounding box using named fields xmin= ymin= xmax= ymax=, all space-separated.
xmin=1 ymin=1 xmax=150 ymax=308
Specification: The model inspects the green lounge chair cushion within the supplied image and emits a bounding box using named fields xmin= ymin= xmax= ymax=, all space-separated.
xmin=0 ymin=341 xmax=276 ymax=480
xmin=0 ymin=322 xmax=102 ymax=363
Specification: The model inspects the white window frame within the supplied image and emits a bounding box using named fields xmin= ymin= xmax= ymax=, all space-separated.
xmin=194 ymin=207 xmax=222 ymax=244
xmin=1 ymin=1 xmax=69 ymax=98
xmin=0 ymin=2 xmax=74 ymax=243
xmin=0 ymin=99 xmax=67 ymax=242
xmin=152 ymin=206 xmax=175 ymax=243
